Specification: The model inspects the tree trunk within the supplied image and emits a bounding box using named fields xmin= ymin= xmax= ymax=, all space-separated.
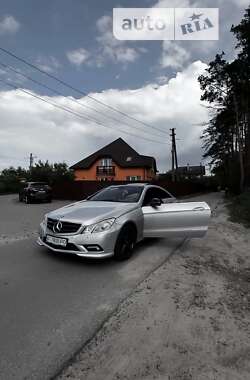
xmin=233 ymin=94 xmax=245 ymax=192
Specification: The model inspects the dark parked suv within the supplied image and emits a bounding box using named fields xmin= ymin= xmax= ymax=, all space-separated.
xmin=19 ymin=182 xmax=52 ymax=203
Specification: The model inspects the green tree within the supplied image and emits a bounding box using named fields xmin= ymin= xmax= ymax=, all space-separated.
xmin=0 ymin=161 xmax=73 ymax=194
xmin=30 ymin=161 xmax=74 ymax=183
xmin=0 ymin=166 xmax=28 ymax=193
xmin=198 ymin=6 xmax=250 ymax=193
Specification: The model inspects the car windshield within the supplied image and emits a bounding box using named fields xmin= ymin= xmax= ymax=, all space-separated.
xmin=88 ymin=186 xmax=143 ymax=203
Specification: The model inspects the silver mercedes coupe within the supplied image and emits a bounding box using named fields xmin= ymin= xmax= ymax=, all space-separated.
xmin=37 ymin=184 xmax=211 ymax=260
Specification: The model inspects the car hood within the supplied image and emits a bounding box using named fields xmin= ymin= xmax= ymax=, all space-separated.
xmin=47 ymin=201 xmax=138 ymax=225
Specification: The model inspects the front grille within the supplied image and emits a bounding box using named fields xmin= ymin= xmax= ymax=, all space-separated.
xmin=47 ymin=218 xmax=81 ymax=234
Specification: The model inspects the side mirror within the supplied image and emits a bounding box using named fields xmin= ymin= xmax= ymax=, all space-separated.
xmin=150 ymin=198 xmax=162 ymax=208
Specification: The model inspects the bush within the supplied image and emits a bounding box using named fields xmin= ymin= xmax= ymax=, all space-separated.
xmin=228 ymin=191 xmax=250 ymax=227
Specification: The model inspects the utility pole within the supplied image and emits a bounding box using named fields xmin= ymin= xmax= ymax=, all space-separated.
xmin=173 ymin=132 xmax=178 ymax=178
xmin=170 ymin=128 xmax=178 ymax=182
xmin=171 ymin=140 xmax=175 ymax=182
xmin=29 ymin=153 xmax=37 ymax=171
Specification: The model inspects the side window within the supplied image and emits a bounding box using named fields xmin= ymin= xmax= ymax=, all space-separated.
xmin=142 ymin=187 xmax=171 ymax=206
xmin=154 ymin=188 xmax=172 ymax=200
xmin=142 ymin=188 xmax=159 ymax=206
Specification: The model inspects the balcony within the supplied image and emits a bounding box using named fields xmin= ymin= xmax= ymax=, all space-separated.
xmin=96 ymin=166 xmax=115 ymax=176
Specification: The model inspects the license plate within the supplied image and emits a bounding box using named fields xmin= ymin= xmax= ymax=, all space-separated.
xmin=46 ymin=235 xmax=67 ymax=247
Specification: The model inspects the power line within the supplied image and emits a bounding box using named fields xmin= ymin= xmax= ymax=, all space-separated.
xmin=0 ymin=60 xmax=167 ymax=140
xmin=0 ymin=78 xmax=168 ymax=145
xmin=0 ymin=46 xmax=168 ymax=136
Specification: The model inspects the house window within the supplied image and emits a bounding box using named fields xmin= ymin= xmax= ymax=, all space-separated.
xmin=101 ymin=158 xmax=112 ymax=167
xmin=126 ymin=176 xmax=141 ymax=181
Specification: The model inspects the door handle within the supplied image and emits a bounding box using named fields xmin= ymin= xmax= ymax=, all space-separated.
xmin=193 ymin=206 xmax=205 ymax=211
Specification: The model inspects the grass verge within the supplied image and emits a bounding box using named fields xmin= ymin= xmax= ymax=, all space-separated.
xmin=227 ymin=191 xmax=250 ymax=228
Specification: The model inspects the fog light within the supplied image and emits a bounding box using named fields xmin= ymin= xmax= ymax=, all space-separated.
xmin=84 ymin=244 xmax=103 ymax=252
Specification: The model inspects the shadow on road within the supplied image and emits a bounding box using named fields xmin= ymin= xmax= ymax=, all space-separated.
xmin=36 ymin=237 xmax=162 ymax=268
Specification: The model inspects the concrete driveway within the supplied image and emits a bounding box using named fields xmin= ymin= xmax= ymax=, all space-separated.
xmin=0 ymin=194 xmax=187 ymax=380
xmin=0 ymin=194 xmax=68 ymax=245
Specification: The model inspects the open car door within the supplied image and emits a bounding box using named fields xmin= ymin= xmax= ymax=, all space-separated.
xmin=142 ymin=201 xmax=211 ymax=238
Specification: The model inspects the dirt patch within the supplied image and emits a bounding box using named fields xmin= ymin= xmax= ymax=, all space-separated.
xmin=58 ymin=193 xmax=250 ymax=380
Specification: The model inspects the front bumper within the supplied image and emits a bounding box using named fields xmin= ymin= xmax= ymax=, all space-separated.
xmin=37 ymin=222 xmax=117 ymax=259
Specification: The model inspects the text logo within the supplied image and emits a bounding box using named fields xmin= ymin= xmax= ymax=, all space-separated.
xmin=175 ymin=8 xmax=219 ymax=40
xmin=113 ymin=8 xmax=219 ymax=41
xmin=113 ymin=8 xmax=174 ymax=40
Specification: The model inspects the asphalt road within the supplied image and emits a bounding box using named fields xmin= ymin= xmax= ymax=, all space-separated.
xmin=0 ymin=195 xmax=185 ymax=380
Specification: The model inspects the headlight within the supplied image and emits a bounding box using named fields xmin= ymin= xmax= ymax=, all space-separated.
xmin=82 ymin=218 xmax=115 ymax=234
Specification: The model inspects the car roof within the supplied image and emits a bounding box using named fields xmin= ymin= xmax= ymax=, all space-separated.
xmin=28 ymin=182 xmax=47 ymax=185
xmin=109 ymin=183 xmax=149 ymax=188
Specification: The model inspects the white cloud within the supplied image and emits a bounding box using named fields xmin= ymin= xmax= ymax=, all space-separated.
xmin=35 ymin=56 xmax=61 ymax=73
xmin=0 ymin=15 xmax=20 ymax=35
xmin=156 ymin=0 xmax=249 ymax=12
xmin=95 ymin=15 xmax=146 ymax=66
xmin=96 ymin=14 xmax=111 ymax=34
xmin=66 ymin=16 xmax=144 ymax=68
xmin=66 ymin=48 xmax=90 ymax=67
xmin=0 ymin=70 xmax=27 ymax=86
xmin=226 ymin=0 xmax=250 ymax=7
xmin=155 ymin=75 xmax=169 ymax=85
xmin=160 ymin=41 xmax=191 ymax=69
xmin=0 ymin=61 xmax=208 ymax=172
xmin=155 ymin=0 xmax=247 ymax=72
xmin=154 ymin=0 xmax=192 ymax=7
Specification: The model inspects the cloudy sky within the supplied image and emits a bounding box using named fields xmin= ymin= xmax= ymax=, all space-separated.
xmin=0 ymin=0 xmax=249 ymax=172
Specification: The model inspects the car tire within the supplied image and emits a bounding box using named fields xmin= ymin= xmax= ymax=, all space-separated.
xmin=114 ymin=224 xmax=136 ymax=261
xmin=47 ymin=197 xmax=52 ymax=203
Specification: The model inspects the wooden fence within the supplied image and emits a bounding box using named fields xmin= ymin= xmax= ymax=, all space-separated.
xmin=52 ymin=179 xmax=212 ymax=201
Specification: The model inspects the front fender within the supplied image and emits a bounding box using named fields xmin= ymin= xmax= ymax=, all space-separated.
xmin=116 ymin=208 xmax=144 ymax=242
